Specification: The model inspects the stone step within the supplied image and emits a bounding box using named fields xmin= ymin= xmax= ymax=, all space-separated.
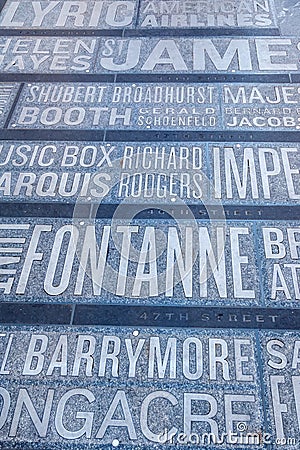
xmin=0 ymin=0 xmax=277 ymax=30
xmin=0 ymin=217 xmax=297 ymax=308
xmin=0 ymin=141 xmax=299 ymax=205
xmin=0 ymin=325 xmax=297 ymax=448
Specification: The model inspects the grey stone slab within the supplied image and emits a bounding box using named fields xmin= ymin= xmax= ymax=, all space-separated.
xmin=0 ymin=218 xmax=259 ymax=307
xmin=276 ymin=0 xmax=300 ymax=36
xmin=0 ymin=83 xmax=20 ymax=127
xmin=208 ymin=143 xmax=300 ymax=205
xmin=222 ymin=83 xmax=300 ymax=131
xmin=0 ymin=382 xmax=258 ymax=446
xmin=0 ymin=0 xmax=277 ymax=31
xmin=260 ymin=331 xmax=300 ymax=448
xmin=9 ymin=82 xmax=222 ymax=130
xmin=0 ymin=325 xmax=263 ymax=447
xmin=9 ymin=82 xmax=300 ymax=131
xmin=1 ymin=141 xmax=300 ymax=206
xmin=0 ymin=37 xmax=99 ymax=73
xmin=258 ymin=222 xmax=300 ymax=307
xmin=94 ymin=37 xmax=300 ymax=74
xmin=1 ymin=37 xmax=300 ymax=74
xmin=0 ymin=0 xmax=138 ymax=29
xmin=0 ymin=326 xmax=258 ymax=384
xmin=0 ymin=141 xmax=209 ymax=204
xmin=138 ymin=0 xmax=277 ymax=28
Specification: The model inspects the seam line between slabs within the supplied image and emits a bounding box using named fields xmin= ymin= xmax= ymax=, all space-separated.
xmin=3 ymin=83 xmax=24 ymax=129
